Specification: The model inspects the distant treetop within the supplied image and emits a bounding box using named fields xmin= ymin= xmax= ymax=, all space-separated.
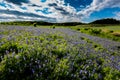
xmin=90 ymin=18 xmax=120 ymax=24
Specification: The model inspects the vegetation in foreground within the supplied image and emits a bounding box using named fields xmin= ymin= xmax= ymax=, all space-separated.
xmin=0 ymin=25 xmax=120 ymax=80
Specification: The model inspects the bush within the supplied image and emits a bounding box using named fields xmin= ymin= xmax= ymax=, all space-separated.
xmin=84 ymin=28 xmax=90 ymax=30
xmin=53 ymin=26 xmax=55 ymax=29
xmin=109 ymin=30 xmax=114 ymax=33
xmin=33 ymin=23 xmax=37 ymax=27
xmin=90 ymin=29 xmax=102 ymax=34
xmin=77 ymin=28 xmax=80 ymax=31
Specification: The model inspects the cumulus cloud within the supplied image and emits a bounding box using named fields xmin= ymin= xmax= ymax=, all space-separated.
xmin=114 ymin=12 xmax=120 ymax=20
xmin=0 ymin=0 xmax=78 ymax=22
xmin=0 ymin=0 xmax=120 ymax=22
xmin=78 ymin=0 xmax=120 ymax=20
xmin=0 ymin=9 xmax=56 ymax=22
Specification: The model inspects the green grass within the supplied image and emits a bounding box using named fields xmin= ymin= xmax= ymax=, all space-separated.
xmin=71 ymin=25 xmax=120 ymax=42
xmin=89 ymin=25 xmax=120 ymax=33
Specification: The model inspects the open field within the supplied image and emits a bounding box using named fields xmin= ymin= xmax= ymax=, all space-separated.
xmin=74 ymin=25 xmax=120 ymax=32
xmin=0 ymin=25 xmax=120 ymax=80
xmin=88 ymin=25 xmax=120 ymax=33
xmin=71 ymin=25 xmax=120 ymax=42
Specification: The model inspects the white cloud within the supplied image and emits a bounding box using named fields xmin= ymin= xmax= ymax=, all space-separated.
xmin=0 ymin=0 xmax=120 ymax=22
xmin=0 ymin=0 xmax=79 ymax=22
xmin=0 ymin=13 xmax=17 ymax=18
xmin=78 ymin=0 xmax=120 ymax=21
xmin=0 ymin=6 xmax=6 ymax=9
xmin=114 ymin=12 xmax=120 ymax=20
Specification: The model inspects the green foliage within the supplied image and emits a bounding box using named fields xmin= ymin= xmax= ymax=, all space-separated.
xmin=108 ymin=30 xmax=114 ymax=33
xmin=77 ymin=28 xmax=80 ymax=31
xmin=33 ymin=23 xmax=37 ymax=27
xmin=52 ymin=25 xmax=56 ymax=29
xmin=75 ymin=27 xmax=120 ymax=42
xmin=84 ymin=28 xmax=90 ymax=30
xmin=0 ymin=25 xmax=119 ymax=80
xmin=89 ymin=29 xmax=102 ymax=34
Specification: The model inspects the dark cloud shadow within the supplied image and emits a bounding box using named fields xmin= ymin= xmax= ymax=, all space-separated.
xmin=5 ymin=0 xmax=30 ymax=5
xmin=0 ymin=9 xmax=56 ymax=22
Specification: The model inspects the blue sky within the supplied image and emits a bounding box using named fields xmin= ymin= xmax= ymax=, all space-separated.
xmin=0 ymin=0 xmax=120 ymax=23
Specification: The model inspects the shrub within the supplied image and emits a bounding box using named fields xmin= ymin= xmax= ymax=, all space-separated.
xmin=90 ymin=29 xmax=102 ymax=34
xmin=33 ymin=23 xmax=37 ymax=27
xmin=53 ymin=26 xmax=55 ymax=29
xmin=109 ymin=30 xmax=114 ymax=33
xmin=77 ymin=28 xmax=80 ymax=31
xmin=52 ymin=25 xmax=56 ymax=29
xmin=84 ymin=28 xmax=90 ymax=30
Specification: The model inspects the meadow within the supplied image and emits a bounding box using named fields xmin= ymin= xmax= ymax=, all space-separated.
xmin=72 ymin=25 xmax=120 ymax=42
xmin=0 ymin=25 xmax=120 ymax=80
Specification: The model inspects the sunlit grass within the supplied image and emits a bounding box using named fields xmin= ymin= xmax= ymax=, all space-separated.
xmin=71 ymin=25 xmax=120 ymax=42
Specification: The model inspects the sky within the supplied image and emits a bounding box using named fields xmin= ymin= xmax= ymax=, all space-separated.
xmin=0 ymin=0 xmax=120 ymax=23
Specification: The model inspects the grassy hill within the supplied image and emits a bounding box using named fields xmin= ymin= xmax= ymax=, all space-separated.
xmin=90 ymin=18 xmax=120 ymax=24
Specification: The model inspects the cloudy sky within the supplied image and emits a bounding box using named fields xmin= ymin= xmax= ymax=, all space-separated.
xmin=0 ymin=0 xmax=120 ymax=23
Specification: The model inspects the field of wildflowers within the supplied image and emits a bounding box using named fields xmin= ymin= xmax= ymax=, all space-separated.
xmin=0 ymin=25 xmax=120 ymax=80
